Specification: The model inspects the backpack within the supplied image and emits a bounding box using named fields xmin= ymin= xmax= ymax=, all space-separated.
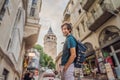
xmin=73 ymin=37 xmax=87 ymax=68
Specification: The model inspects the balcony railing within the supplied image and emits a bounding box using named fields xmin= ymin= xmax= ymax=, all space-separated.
xmin=81 ymin=0 xmax=95 ymax=11
xmin=99 ymin=0 xmax=120 ymax=11
xmin=112 ymin=0 xmax=120 ymax=11
xmin=86 ymin=3 xmax=115 ymax=31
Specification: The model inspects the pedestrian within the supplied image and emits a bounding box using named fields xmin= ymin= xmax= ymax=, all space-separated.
xmin=60 ymin=23 xmax=77 ymax=80
xmin=92 ymin=66 xmax=98 ymax=79
xmin=29 ymin=72 xmax=35 ymax=80
xmin=24 ymin=71 xmax=30 ymax=80
xmin=24 ymin=71 xmax=35 ymax=80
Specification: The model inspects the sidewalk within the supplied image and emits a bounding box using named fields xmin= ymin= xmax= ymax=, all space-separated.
xmin=75 ymin=76 xmax=94 ymax=80
xmin=80 ymin=74 xmax=108 ymax=80
xmin=80 ymin=77 xmax=94 ymax=80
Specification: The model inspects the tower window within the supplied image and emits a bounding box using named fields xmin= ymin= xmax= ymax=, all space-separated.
xmin=47 ymin=36 xmax=50 ymax=39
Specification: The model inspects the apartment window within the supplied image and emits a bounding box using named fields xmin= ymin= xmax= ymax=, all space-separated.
xmin=30 ymin=7 xmax=35 ymax=16
xmin=15 ymin=78 xmax=17 ymax=80
xmin=99 ymin=0 xmax=104 ymax=5
xmin=0 ymin=0 xmax=9 ymax=20
xmin=91 ymin=9 xmax=96 ymax=15
xmin=77 ymin=26 xmax=80 ymax=37
xmin=78 ymin=9 xmax=81 ymax=15
xmin=91 ymin=8 xmax=96 ymax=19
xmin=80 ymin=2 xmax=82 ymax=5
xmin=32 ymin=0 xmax=37 ymax=6
xmin=81 ymin=20 xmax=86 ymax=32
xmin=7 ymin=38 xmax=11 ymax=51
xmin=2 ymin=69 xmax=9 ymax=80
xmin=17 ymin=10 xmax=22 ymax=22
xmin=71 ymin=1 xmax=74 ymax=5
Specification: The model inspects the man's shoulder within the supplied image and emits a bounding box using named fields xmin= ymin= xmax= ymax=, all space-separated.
xmin=67 ymin=35 xmax=74 ymax=40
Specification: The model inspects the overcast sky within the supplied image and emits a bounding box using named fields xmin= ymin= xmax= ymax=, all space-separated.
xmin=37 ymin=0 xmax=69 ymax=55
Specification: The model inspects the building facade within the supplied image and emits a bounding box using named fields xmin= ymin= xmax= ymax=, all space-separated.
xmin=24 ymin=0 xmax=42 ymax=50
xmin=0 ymin=0 xmax=42 ymax=80
xmin=44 ymin=27 xmax=57 ymax=61
xmin=55 ymin=52 xmax=62 ymax=78
xmin=55 ymin=52 xmax=62 ymax=72
xmin=63 ymin=0 xmax=120 ymax=79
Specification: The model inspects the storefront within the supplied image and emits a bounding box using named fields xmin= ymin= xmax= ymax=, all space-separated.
xmin=99 ymin=26 xmax=120 ymax=79
xmin=84 ymin=42 xmax=97 ymax=75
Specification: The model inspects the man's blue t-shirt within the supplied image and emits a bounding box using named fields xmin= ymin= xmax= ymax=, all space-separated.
xmin=61 ymin=34 xmax=77 ymax=66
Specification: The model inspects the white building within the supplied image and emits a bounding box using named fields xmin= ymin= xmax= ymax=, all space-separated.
xmin=0 ymin=0 xmax=42 ymax=80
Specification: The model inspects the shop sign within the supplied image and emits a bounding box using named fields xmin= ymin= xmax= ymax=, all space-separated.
xmin=79 ymin=68 xmax=84 ymax=78
xmin=105 ymin=63 xmax=115 ymax=80
xmin=99 ymin=62 xmax=106 ymax=73
xmin=98 ymin=57 xmax=103 ymax=62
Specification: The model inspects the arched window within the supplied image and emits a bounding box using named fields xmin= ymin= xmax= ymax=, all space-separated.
xmin=84 ymin=42 xmax=95 ymax=57
xmin=99 ymin=26 xmax=120 ymax=46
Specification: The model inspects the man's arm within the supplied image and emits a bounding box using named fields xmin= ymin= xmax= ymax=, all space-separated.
xmin=63 ymin=47 xmax=76 ymax=72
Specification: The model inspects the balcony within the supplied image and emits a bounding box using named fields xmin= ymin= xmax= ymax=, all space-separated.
xmin=63 ymin=11 xmax=70 ymax=22
xmin=24 ymin=23 xmax=40 ymax=49
xmin=86 ymin=3 xmax=115 ymax=31
xmin=81 ymin=0 xmax=95 ymax=11
xmin=112 ymin=0 xmax=120 ymax=11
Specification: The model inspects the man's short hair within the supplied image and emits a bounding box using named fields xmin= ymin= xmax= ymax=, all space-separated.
xmin=61 ymin=23 xmax=72 ymax=32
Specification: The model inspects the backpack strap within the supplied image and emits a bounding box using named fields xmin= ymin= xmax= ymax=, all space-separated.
xmin=72 ymin=36 xmax=87 ymax=52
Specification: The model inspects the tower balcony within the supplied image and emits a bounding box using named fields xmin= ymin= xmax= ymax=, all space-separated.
xmin=24 ymin=23 xmax=40 ymax=49
xmin=86 ymin=3 xmax=115 ymax=31
xmin=80 ymin=0 xmax=95 ymax=11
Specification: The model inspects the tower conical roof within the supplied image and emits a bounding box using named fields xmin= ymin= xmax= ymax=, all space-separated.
xmin=47 ymin=27 xmax=54 ymax=34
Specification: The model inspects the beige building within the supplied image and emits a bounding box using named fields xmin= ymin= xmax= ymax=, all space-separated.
xmin=24 ymin=0 xmax=42 ymax=49
xmin=44 ymin=27 xmax=57 ymax=61
xmin=63 ymin=0 xmax=120 ymax=79
xmin=0 ymin=0 xmax=42 ymax=80
xmin=55 ymin=52 xmax=62 ymax=78
xmin=55 ymin=52 xmax=62 ymax=72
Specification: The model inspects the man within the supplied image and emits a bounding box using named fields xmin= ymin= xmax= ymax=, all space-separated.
xmin=29 ymin=72 xmax=35 ymax=80
xmin=24 ymin=71 xmax=30 ymax=80
xmin=61 ymin=23 xmax=77 ymax=80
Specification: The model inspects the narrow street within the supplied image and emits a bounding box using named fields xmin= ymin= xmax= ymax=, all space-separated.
xmin=0 ymin=0 xmax=120 ymax=80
